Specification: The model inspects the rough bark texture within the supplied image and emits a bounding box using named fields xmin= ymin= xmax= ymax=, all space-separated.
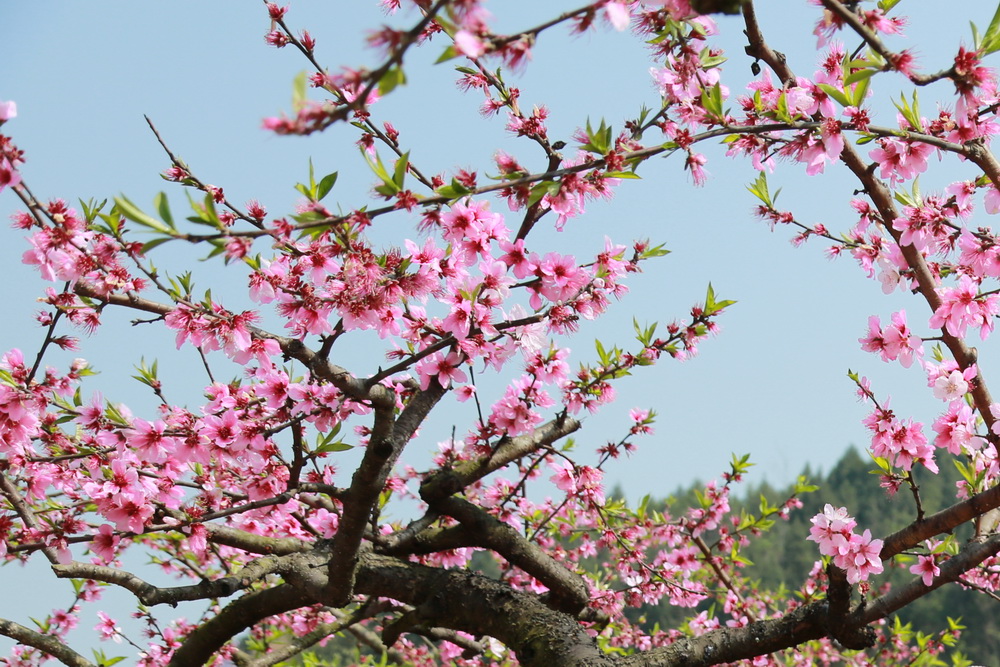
xmin=354 ymin=553 xmax=616 ymax=667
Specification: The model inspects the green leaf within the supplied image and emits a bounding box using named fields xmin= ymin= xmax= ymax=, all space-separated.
xmin=851 ymin=73 xmax=872 ymax=108
xmin=153 ymin=192 xmax=174 ymax=229
xmin=730 ymin=452 xmax=754 ymax=475
xmin=435 ymin=180 xmax=472 ymax=200
xmin=316 ymin=171 xmax=338 ymax=201
xmin=699 ymin=83 xmax=724 ymax=120
xmin=114 ymin=196 xmax=171 ymax=234
xmin=595 ymin=339 xmax=609 ymax=365
xmin=315 ymin=441 xmax=353 ymax=454
xmin=527 ymin=181 xmax=554 ymax=207
xmin=746 ymin=172 xmax=773 ymax=207
xmin=140 ymin=237 xmax=174 ymax=254
xmin=699 ymin=46 xmax=727 ymax=69
xmin=640 ymin=242 xmax=670 ymax=259
xmin=579 ymin=117 xmax=613 ymax=154
xmin=775 ymin=90 xmax=792 ymax=122
xmin=393 ymin=152 xmax=410 ymax=189
xmin=704 ymin=283 xmax=735 ymax=316
xmin=202 ymin=240 xmax=227 ymax=260
xmin=292 ymin=70 xmax=308 ymax=111
xmin=980 ymin=3 xmax=1000 ymax=54
xmin=436 ymin=45 xmax=459 ymax=63
xmin=79 ymin=197 xmax=108 ymax=222
xmin=378 ymin=66 xmax=407 ymax=96
xmin=633 ymin=318 xmax=657 ymax=346
xmin=844 ymin=67 xmax=878 ymax=87
xmin=892 ymin=91 xmax=923 ymax=132
xmin=92 ymin=648 xmax=127 ymax=667
xmin=201 ymin=193 xmax=221 ymax=227
xmin=364 ymin=151 xmax=393 ymax=184
xmin=818 ymin=83 xmax=852 ymax=109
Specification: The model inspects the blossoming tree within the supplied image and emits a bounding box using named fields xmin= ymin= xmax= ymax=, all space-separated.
xmin=3 ymin=0 xmax=1000 ymax=665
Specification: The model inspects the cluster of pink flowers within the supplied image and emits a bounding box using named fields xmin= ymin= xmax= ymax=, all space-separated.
xmin=807 ymin=505 xmax=884 ymax=584
xmin=862 ymin=403 xmax=934 ymax=473
xmin=11 ymin=0 xmax=1000 ymax=661
xmin=929 ymin=275 xmax=1000 ymax=340
xmin=858 ymin=310 xmax=923 ymax=368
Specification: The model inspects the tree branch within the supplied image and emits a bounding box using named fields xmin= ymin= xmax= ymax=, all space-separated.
xmin=0 ymin=618 xmax=96 ymax=667
xmin=52 ymin=555 xmax=285 ymax=606
xmin=880 ymin=483 xmax=1000 ymax=559
xmin=430 ymin=495 xmax=590 ymax=614
xmin=167 ymin=584 xmax=315 ymax=667
xmin=203 ymin=522 xmax=312 ymax=556
xmin=420 ymin=416 xmax=581 ymax=502
xmin=71 ymin=282 xmax=389 ymax=407
xmin=819 ymin=0 xmax=952 ymax=86
xmin=0 ymin=474 xmax=62 ymax=565
xmin=354 ymin=552 xmax=614 ymax=667
xmin=858 ymin=533 xmax=1000 ymax=625
xmin=324 ymin=382 xmax=447 ymax=605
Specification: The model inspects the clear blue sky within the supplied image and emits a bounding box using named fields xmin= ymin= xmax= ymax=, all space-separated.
xmin=0 ymin=0 xmax=992 ymax=658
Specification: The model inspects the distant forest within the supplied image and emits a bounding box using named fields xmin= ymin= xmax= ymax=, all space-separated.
xmin=626 ymin=447 xmax=999 ymax=666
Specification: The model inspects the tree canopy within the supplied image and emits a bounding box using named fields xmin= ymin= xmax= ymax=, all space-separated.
xmin=4 ymin=1 xmax=1000 ymax=666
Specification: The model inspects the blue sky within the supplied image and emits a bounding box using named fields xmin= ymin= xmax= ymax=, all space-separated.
xmin=0 ymin=0 xmax=994 ymax=657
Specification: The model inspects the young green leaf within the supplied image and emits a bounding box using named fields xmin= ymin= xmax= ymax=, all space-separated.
xmin=114 ymin=196 xmax=171 ymax=234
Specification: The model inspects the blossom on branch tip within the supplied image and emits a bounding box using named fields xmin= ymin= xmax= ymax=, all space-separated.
xmin=0 ymin=100 xmax=16 ymax=122
xmin=859 ymin=311 xmax=923 ymax=368
xmin=264 ymin=29 xmax=290 ymax=47
xmin=95 ymin=611 xmax=123 ymax=643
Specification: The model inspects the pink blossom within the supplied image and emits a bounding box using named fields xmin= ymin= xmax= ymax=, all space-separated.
xmin=685 ymin=152 xmax=709 ymax=185
xmin=0 ymin=100 xmax=15 ymax=121
xmin=909 ymin=554 xmax=940 ymax=587
xmin=807 ymin=504 xmax=856 ymax=555
xmin=0 ymin=157 xmax=22 ymax=193
xmin=104 ymin=497 xmax=154 ymax=534
xmin=929 ymin=275 xmax=1000 ymax=340
xmin=932 ymin=370 xmax=969 ymax=402
xmin=416 ymin=350 xmax=468 ymax=390
xmin=605 ymin=2 xmax=631 ymax=31
xmin=869 ymin=138 xmax=932 ymax=185
xmin=838 ymin=529 xmax=884 ymax=584
xmin=550 ymin=460 xmax=577 ymax=494
xmin=859 ymin=311 xmax=922 ymax=368
xmin=90 ymin=525 xmax=122 ymax=563
xmin=987 ymin=187 xmax=1000 ymax=215
xmin=454 ymin=30 xmax=487 ymax=58
xmin=958 ymin=230 xmax=1000 ymax=278
xmin=933 ymin=401 xmax=983 ymax=455
xmin=452 ymin=384 xmax=475 ymax=402
xmin=95 ymin=611 xmax=122 ymax=643
xmin=307 ymin=508 xmax=340 ymax=538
